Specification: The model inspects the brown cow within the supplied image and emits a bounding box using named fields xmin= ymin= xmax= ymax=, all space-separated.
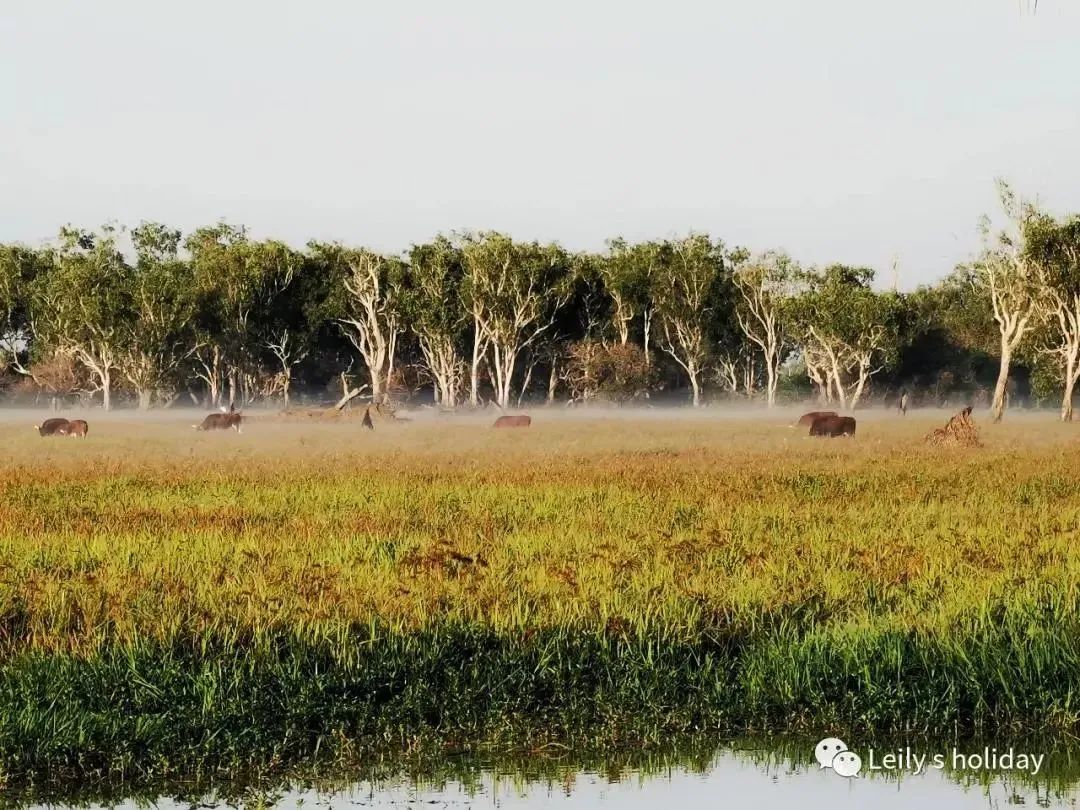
xmin=193 ymin=412 xmax=243 ymax=432
xmin=66 ymin=419 xmax=89 ymax=438
xmin=791 ymin=410 xmax=837 ymax=428
xmin=808 ymin=414 xmax=856 ymax=437
xmin=36 ymin=417 xmax=70 ymax=437
xmin=493 ymin=414 xmax=531 ymax=428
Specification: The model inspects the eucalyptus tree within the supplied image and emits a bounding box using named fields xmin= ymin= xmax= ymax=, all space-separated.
xmin=0 ymin=244 xmax=45 ymax=376
xmin=974 ymin=181 xmax=1048 ymax=422
xmin=651 ymin=234 xmax=726 ymax=406
xmin=403 ymin=237 xmax=468 ymax=407
xmin=33 ymin=225 xmax=132 ymax=410
xmin=458 ymin=232 xmax=506 ymax=406
xmin=187 ymin=224 xmax=301 ymax=407
xmin=460 ymin=232 xmax=574 ymax=409
xmin=124 ymin=222 xmax=198 ymax=408
xmin=254 ymin=248 xmax=339 ymax=409
xmin=597 ymin=238 xmax=658 ymax=348
xmin=1026 ymin=214 xmax=1080 ymax=420
xmin=787 ymin=265 xmax=903 ymax=409
xmin=332 ymin=247 xmax=405 ymax=405
xmin=732 ymin=250 xmax=796 ymax=407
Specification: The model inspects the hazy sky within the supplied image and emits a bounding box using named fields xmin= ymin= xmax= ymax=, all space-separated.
xmin=3 ymin=0 xmax=1078 ymax=287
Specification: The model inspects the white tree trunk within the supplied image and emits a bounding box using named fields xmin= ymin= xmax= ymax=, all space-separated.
xmin=383 ymin=328 xmax=398 ymax=402
xmin=849 ymin=363 xmax=870 ymax=410
xmin=805 ymin=360 xmax=828 ymax=404
xmin=490 ymin=342 xmax=518 ymax=409
xmin=101 ymin=367 xmax=112 ymax=411
xmin=643 ymin=308 xmax=652 ymax=366
xmin=829 ymin=364 xmax=846 ymax=409
xmin=612 ymin=293 xmax=631 ymax=346
xmin=340 ymin=255 xmax=398 ymax=407
xmin=517 ymin=356 xmax=537 ymax=408
xmin=195 ymin=347 xmax=222 ymax=408
xmin=689 ymin=367 xmax=701 ymax=407
xmin=991 ymin=343 xmax=1011 ymax=423
xmin=1050 ymin=296 xmax=1080 ymax=422
xmin=470 ymin=316 xmax=485 ymax=407
xmin=417 ymin=335 xmax=460 ymax=409
xmin=1062 ymin=360 xmax=1077 ymax=422
xmin=78 ymin=350 xmax=115 ymax=411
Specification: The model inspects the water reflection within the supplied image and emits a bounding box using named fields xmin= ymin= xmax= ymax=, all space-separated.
xmin=29 ymin=740 xmax=1080 ymax=810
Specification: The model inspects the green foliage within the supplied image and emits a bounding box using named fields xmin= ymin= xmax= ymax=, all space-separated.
xmin=1029 ymin=356 xmax=1063 ymax=405
xmin=187 ymin=224 xmax=304 ymax=366
xmin=29 ymin=227 xmax=133 ymax=406
xmin=788 ymin=265 xmax=900 ymax=362
xmin=460 ymin=232 xmax=574 ymax=333
xmin=120 ymin=222 xmax=201 ymax=401
xmin=402 ymin=236 xmax=467 ymax=344
xmin=597 ymin=238 xmax=660 ymax=343
xmin=896 ymin=269 xmax=999 ymax=398
xmin=2 ymin=200 xmax=1078 ymax=408
xmin=0 ymin=244 xmax=46 ymax=368
xmin=1028 ymin=215 xmax=1080 ymax=294
xmin=783 ymin=265 xmax=908 ymax=405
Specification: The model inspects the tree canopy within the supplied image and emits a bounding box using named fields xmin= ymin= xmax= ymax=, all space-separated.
xmin=4 ymin=194 xmax=1078 ymax=415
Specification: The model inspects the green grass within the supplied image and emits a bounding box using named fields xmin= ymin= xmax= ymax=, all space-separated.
xmin=1 ymin=408 xmax=1079 ymax=796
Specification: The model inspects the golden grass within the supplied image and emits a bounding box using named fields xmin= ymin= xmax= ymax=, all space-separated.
xmin=1 ymin=408 xmax=1078 ymax=653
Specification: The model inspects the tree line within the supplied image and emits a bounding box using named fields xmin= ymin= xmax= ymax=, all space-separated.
xmin=1 ymin=182 xmax=1078 ymax=420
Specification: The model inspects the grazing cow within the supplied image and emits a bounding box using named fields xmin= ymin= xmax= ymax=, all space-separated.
xmin=36 ymin=417 xmax=70 ymax=437
xmin=66 ymin=419 xmax=89 ymax=438
xmin=792 ymin=410 xmax=837 ymax=428
xmin=493 ymin=414 xmax=531 ymax=428
xmin=193 ymin=412 xmax=243 ymax=432
xmin=808 ymin=414 xmax=856 ymax=437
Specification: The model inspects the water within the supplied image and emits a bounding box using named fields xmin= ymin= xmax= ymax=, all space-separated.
xmin=255 ymin=768 xmax=1069 ymax=810
xmin=35 ymin=742 xmax=1080 ymax=809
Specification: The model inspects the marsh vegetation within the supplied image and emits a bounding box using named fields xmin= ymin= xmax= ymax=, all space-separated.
xmin=1 ymin=408 xmax=1079 ymax=797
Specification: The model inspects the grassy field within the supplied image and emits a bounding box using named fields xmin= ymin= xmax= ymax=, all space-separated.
xmin=1 ymin=406 xmax=1080 ymax=792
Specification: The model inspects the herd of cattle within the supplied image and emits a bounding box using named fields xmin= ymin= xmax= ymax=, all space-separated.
xmin=34 ymin=409 xmax=854 ymax=437
xmin=35 ymin=410 xmax=245 ymax=437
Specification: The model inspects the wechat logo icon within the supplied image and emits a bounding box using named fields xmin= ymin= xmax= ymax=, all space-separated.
xmin=815 ymin=737 xmax=862 ymax=778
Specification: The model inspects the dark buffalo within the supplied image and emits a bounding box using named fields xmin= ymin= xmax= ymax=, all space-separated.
xmin=808 ymin=414 xmax=856 ymax=437
xmin=194 ymin=412 xmax=243 ymax=432
xmin=792 ymin=410 xmax=837 ymax=428
xmin=36 ymin=417 xmax=70 ymax=437
xmin=66 ymin=419 xmax=89 ymax=438
xmin=493 ymin=415 xmax=531 ymax=428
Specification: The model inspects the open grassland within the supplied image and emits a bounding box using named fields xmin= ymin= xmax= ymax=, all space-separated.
xmin=2 ymin=408 xmax=1080 ymax=791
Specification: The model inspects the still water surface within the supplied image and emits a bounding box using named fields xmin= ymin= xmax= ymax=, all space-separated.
xmin=74 ymin=744 xmax=1080 ymax=809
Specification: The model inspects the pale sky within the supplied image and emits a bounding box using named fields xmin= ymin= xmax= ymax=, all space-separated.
xmin=2 ymin=0 xmax=1079 ymax=288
